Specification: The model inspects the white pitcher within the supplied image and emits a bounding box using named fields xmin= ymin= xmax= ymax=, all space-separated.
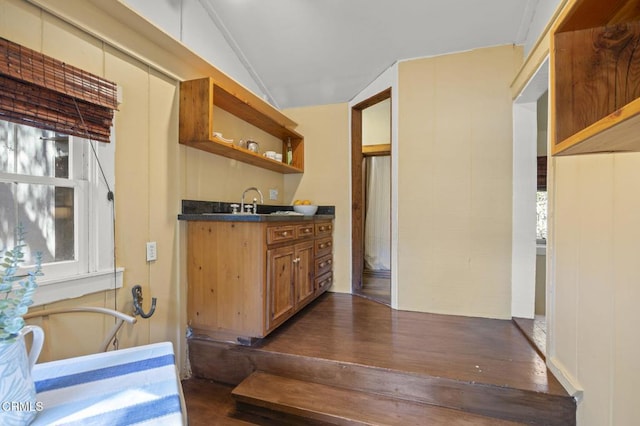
xmin=0 ymin=325 xmax=44 ymax=425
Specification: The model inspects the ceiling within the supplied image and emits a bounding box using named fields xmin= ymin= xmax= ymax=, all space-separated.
xmin=199 ymin=0 xmax=540 ymax=109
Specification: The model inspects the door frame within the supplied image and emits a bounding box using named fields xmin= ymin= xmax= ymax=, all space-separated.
xmin=350 ymin=88 xmax=392 ymax=292
xmin=511 ymin=57 xmax=549 ymax=319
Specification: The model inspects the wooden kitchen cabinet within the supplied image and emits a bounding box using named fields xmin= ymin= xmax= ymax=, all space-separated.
xmin=266 ymin=244 xmax=295 ymax=330
xmin=266 ymin=240 xmax=314 ymax=331
xmin=186 ymin=218 xmax=333 ymax=344
xmin=179 ymin=77 xmax=304 ymax=173
xmin=551 ymin=0 xmax=640 ymax=155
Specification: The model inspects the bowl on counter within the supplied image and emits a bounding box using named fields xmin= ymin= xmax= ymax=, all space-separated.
xmin=293 ymin=205 xmax=318 ymax=216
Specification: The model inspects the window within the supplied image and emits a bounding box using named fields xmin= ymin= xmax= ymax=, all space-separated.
xmin=0 ymin=119 xmax=120 ymax=304
xmin=1 ymin=120 xmax=87 ymax=277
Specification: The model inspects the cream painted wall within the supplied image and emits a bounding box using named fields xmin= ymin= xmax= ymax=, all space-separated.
xmin=362 ymin=98 xmax=391 ymax=146
xmin=283 ymin=103 xmax=350 ymax=294
xmin=550 ymin=153 xmax=640 ymax=425
xmin=397 ymin=45 xmax=522 ymax=319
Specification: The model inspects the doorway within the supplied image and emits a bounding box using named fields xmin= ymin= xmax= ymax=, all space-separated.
xmin=351 ymin=88 xmax=391 ymax=305
xmin=511 ymin=58 xmax=549 ymax=357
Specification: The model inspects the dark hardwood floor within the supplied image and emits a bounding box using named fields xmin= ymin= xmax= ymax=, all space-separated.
xmin=182 ymin=377 xmax=306 ymax=425
xmin=356 ymin=269 xmax=391 ymax=305
xmin=184 ymin=293 xmax=574 ymax=425
xmin=513 ymin=315 xmax=547 ymax=360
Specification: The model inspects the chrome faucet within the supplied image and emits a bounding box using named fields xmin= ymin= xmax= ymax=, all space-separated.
xmin=240 ymin=187 xmax=264 ymax=214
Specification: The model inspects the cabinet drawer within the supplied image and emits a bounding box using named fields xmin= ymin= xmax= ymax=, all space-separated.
xmin=315 ymin=237 xmax=333 ymax=257
xmin=315 ymin=272 xmax=333 ymax=294
xmin=296 ymin=224 xmax=314 ymax=239
xmin=315 ymin=254 xmax=333 ymax=277
xmin=315 ymin=222 xmax=333 ymax=237
xmin=267 ymin=225 xmax=296 ymax=244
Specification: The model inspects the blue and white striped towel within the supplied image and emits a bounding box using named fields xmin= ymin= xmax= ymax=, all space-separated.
xmin=31 ymin=342 xmax=186 ymax=425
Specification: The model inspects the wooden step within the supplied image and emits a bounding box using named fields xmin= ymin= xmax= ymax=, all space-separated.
xmin=191 ymin=337 xmax=575 ymax=425
xmin=232 ymin=372 xmax=525 ymax=426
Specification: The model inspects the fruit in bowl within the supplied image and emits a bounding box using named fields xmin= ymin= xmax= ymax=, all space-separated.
xmin=293 ymin=202 xmax=318 ymax=216
xmin=293 ymin=199 xmax=313 ymax=206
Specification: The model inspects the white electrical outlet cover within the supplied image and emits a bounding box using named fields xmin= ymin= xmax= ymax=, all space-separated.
xmin=146 ymin=242 xmax=157 ymax=262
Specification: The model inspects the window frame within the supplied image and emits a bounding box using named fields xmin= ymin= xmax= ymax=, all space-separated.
xmin=0 ymin=120 xmax=122 ymax=306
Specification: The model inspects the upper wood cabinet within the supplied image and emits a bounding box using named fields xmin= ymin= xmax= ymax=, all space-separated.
xmin=551 ymin=0 xmax=640 ymax=155
xmin=179 ymin=77 xmax=304 ymax=173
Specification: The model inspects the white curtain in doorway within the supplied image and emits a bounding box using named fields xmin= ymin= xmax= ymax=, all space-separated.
xmin=364 ymin=156 xmax=391 ymax=271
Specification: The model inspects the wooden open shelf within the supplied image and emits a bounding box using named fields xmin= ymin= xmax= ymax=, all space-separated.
xmin=551 ymin=0 xmax=640 ymax=155
xmin=179 ymin=77 xmax=304 ymax=173
xmin=184 ymin=136 xmax=303 ymax=174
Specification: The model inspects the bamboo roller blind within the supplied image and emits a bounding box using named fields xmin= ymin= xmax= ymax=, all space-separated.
xmin=0 ymin=37 xmax=117 ymax=143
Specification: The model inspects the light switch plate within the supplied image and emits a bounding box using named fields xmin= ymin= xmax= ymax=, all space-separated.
xmin=269 ymin=189 xmax=278 ymax=200
xmin=146 ymin=241 xmax=157 ymax=262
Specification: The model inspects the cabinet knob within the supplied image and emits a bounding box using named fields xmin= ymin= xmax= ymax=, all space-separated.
xmin=319 ymin=226 xmax=325 ymax=231
xmin=282 ymin=231 xmax=288 ymax=236
xmin=293 ymin=257 xmax=301 ymax=264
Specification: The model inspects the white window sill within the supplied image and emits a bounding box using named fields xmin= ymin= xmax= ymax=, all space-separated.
xmin=32 ymin=268 xmax=124 ymax=306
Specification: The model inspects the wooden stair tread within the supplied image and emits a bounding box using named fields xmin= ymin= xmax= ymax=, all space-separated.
xmin=232 ymin=372 xmax=525 ymax=426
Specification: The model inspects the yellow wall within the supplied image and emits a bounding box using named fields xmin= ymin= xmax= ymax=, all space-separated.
xmin=551 ymin=153 xmax=640 ymax=424
xmin=284 ymin=103 xmax=351 ymax=293
xmin=362 ymin=98 xmax=391 ymax=146
xmin=397 ymin=45 xmax=522 ymax=318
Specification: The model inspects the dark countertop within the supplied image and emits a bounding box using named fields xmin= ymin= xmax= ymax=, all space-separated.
xmin=177 ymin=213 xmax=334 ymax=222
xmin=178 ymin=199 xmax=335 ymax=222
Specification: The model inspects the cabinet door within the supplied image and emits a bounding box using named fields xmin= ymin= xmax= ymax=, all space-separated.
xmin=295 ymin=241 xmax=315 ymax=308
xmin=267 ymin=245 xmax=295 ymax=331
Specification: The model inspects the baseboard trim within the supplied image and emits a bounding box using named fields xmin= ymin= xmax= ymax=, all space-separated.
xmin=547 ymin=356 xmax=584 ymax=403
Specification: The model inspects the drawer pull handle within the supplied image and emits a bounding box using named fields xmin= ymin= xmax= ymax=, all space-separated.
xmin=319 ymin=226 xmax=325 ymax=231
xmin=282 ymin=231 xmax=288 ymax=236
xmin=304 ymin=229 xmax=311 ymax=233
